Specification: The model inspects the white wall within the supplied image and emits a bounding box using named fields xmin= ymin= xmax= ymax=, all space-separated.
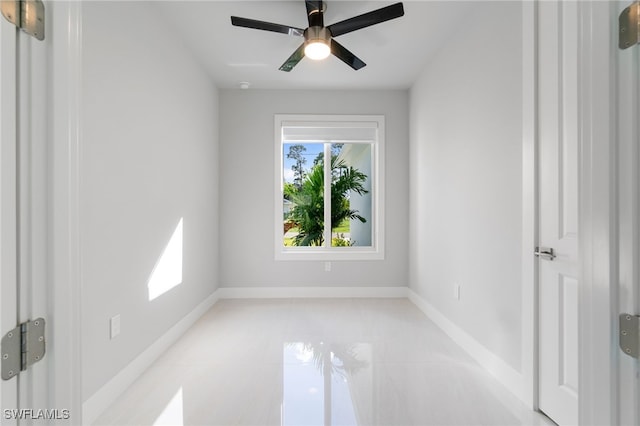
xmin=409 ymin=2 xmax=523 ymax=371
xmin=219 ymin=90 xmax=408 ymax=288
xmin=346 ymin=145 xmax=373 ymax=247
xmin=81 ymin=2 xmax=219 ymax=400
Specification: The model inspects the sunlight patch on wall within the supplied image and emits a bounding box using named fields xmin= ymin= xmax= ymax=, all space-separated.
xmin=153 ymin=387 xmax=184 ymax=426
xmin=148 ymin=218 xmax=183 ymax=301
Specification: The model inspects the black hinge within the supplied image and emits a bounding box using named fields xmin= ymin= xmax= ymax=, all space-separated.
xmin=1 ymin=318 xmax=46 ymax=380
xmin=0 ymin=0 xmax=45 ymax=41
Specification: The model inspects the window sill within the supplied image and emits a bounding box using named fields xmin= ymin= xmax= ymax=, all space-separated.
xmin=275 ymin=248 xmax=384 ymax=261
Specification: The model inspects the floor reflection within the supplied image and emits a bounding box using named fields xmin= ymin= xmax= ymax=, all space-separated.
xmin=283 ymin=342 xmax=371 ymax=426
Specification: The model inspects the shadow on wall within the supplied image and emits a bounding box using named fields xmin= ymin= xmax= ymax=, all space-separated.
xmin=148 ymin=218 xmax=184 ymax=301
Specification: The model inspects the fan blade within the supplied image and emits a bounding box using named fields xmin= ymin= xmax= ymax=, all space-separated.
xmin=231 ymin=16 xmax=304 ymax=37
xmin=331 ymin=40 xmax=366 ymax=70
xmin=305 ymin=1 xmax=324 ymax=27
xmin=326 ymin=2 xmax=404 ymax=37
xmin=279 ymin=43 xmax=306 ymax=72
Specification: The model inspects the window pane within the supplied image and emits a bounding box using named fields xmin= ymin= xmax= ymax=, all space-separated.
xmin=283 ymin=143 xmax=325 ymax=247
xmin=331 ymin=143 xmax=372 ymax=247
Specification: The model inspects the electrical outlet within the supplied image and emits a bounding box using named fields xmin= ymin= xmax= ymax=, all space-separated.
xmin=110 ymin=314 xmax=121 ymax=339
xmin=325 ymin=262 xmax=331 ymax=272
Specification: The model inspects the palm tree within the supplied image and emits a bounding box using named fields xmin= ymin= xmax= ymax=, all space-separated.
xmin=288 ymin=156 xmax=368 ymax=246
xmin=288 ymin=165 xmax=325 ymax=246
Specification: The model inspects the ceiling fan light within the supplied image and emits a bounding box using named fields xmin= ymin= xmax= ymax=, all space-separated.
xmin=304 ymin=41 xmax=331 ymax=60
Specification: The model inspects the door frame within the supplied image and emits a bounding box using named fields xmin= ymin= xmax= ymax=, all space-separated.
xmin=521 ymin=0 xmax=538 ymax=412
xmin=46 ymin=1 xmax=83 ymax=422
xmin=614 ymin=0 xmax=640 ymax=422
xmin=39 ymin=1 xmax=625 ymax=424
xmin=576 ymin=1 xmax=618 ymax=425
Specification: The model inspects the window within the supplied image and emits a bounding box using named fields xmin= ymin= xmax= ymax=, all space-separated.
xmin=275 ymin=115 xmax=384 ymax=260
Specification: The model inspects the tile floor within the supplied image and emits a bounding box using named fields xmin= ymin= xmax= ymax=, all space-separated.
xmin=94 ymin=298 xmax=555 ymax=426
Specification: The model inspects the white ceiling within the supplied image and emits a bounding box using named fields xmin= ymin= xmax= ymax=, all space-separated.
xmin=153 ymin=1 xmax=479 ymax=90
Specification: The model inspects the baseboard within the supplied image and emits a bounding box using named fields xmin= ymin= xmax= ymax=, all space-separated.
xmin=218 ymin=286 xmax=409 ymax=299
xmin=82 ymin=289 xmax=221 ymax=425
xmin=407 ymin=289 xmax=526 ymax=404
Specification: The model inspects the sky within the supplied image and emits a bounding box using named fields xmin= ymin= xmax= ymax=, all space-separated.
xmin=283 ymin=142 xmax=325 ymax=184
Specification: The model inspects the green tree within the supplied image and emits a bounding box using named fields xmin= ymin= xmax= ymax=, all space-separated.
xmin=287 ymin=144 xmax=307 ymax=189
xmin=288 ymin=156 xmax=368 ymax=246
xmin=312 ymin=143 xmax=343 ymax=166
xmin=283 ymin=182 xmax=297 ymax=201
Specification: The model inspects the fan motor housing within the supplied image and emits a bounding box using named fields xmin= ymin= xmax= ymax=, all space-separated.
xmin=304 ymin=26 xmax=332 ymax=44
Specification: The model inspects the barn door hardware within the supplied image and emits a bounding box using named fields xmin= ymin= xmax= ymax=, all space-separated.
xmin=1 ymin=318 xmax=46 ymax=380
xmin=1 ymin=0 xmax=44 ymax=40
xmin=620 ymin=1 xmax=640 ymax=49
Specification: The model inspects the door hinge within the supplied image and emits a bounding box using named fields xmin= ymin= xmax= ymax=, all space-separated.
xmin=1 ymin=318 xmax=45 ymax=380
xmin=619 ymin=314 xmax=640 ymax=358
xmin=620 ymin=1 xmax=640 ymax=50
xmin=0 ymin=0 xmax=44 ymax=41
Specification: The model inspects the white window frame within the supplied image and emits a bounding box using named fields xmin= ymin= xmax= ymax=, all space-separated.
xmin=274 ymin=114 xmax=385 ymax=261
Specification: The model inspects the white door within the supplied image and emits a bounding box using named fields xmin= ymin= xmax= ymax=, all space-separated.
xmin=616 ymin=1 xmax=640 ymax=424
xmin=0 ymin=8 xmax=20 ymax=425
xmin=537 ymin=1 xmax=580 ymax=425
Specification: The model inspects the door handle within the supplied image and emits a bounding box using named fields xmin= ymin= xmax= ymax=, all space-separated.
xmin=534 ymin=246 xmax=556 ymax=261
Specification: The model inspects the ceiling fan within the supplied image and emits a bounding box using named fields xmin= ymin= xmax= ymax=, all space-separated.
xmin=230 ymin=1 xmax=404 ymax=72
